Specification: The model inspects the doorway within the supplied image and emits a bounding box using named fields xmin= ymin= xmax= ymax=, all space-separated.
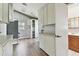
xmin=31 ymin=19 xmax=38 ymax=39
xmin=32 ymin=20 xmax=35 ymax=38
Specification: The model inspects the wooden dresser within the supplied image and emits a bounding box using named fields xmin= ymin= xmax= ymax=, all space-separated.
xmin=68 ymin=35 xmax=79 ymax=52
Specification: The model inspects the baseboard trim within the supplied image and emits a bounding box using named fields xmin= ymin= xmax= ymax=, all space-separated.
xmin=40 ymin=48 xmax=49 ymax=56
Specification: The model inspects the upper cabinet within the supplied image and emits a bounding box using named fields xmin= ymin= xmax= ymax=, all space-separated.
xmin=9 ymin=3 xmax=13 ymax=22
xmin=0 ymin=3 xmax=13 ymax=23
xmin=47 ymin=4 xmax=55 ymax=25
xmin=38 ymin=4 xmax=55 ymax=26
xmin=0 ymin=3 xmax=2 ymax=22
xmin=2 ymin=3 xmax=9 ymax=23
xmin=43 ymin=5 xmax=48 ymax=25
xmin=38 ymin=7 xmax=44 ymax=26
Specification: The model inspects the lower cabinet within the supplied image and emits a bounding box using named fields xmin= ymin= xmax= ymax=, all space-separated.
xmin=0 ymin=45 xmax=3 ymax=56
xmin=3 ymin=41 xmax=13 ymax=56
xmin=0 ymin=41 xmax=13 ymax=56
xmin=45 ymin=34 xmax=55 ymax=56
xmin=39 ymin=34 xmax=46 ymax=51
xmin=69 ymin=35 xmax=79 ymax=52
xmin=39 ymin=34 xmax=55 ymax=56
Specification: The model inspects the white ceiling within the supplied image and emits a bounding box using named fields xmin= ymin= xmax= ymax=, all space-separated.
xmin=13 ymin=3 xmax=46 ymax=17
xmin=25 ymin=3 xmax=46 ymax=11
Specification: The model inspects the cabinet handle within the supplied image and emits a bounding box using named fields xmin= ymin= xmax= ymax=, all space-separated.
xmin=41 ymin=30 xmax=44 ymax=33
xmin=55 ymin=35 xmax=62 ymax=38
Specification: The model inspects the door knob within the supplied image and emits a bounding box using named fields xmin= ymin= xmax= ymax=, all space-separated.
xmin=55 ymin=35 xmax=62 ymax=38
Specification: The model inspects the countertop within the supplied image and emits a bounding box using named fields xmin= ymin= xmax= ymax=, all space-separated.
xmin=68 ymin=33 xmax=79 ymax=36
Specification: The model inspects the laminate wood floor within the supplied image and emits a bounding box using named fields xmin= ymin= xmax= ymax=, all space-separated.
xmin=13 ymin=38 xmax=48 ymax=56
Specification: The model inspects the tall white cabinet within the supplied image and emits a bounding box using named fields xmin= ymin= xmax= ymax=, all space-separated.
xmin=47 ymin=4 xmax=55 ymax=24
xmin=0 ymin=3 xmax=13 ymax=23
xmin=43 ymin=5 xmax=48 ymax=25
xmin=2 ymin=3 xmax=9 ymax=23
xmin=38 ymin=3 xmax=68 ymax=56
xmin=0 ymin=4 xmax=2 ymax=22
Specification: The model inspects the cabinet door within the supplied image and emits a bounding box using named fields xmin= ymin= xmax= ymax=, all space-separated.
xmin=38 ymin=7 xmax=44 ymax=33
xmin=40 ymin=7 xmax=44 ymax=26
xmin=9 ymin=3 xmax=13 ymax=22
xmin=2 ymin=3 xmax=9 ymax=23
xmin=3 ymin=41 xmax=13 ymax=56
xmin=48 ymin=4 xmax=55 ymax=24
xmin=45 ymin=34 xmax=55 ymax=56
xmin=0 ymin=3 xmax=2 ymax=21
xmin=39 ymin=34 xmax=46 ymax=51
xmin=43 ymin=5 xmax=48 ymax=25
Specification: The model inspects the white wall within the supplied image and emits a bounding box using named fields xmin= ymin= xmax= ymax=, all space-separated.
xmin=68 ymin=4 xmax=79 ymax=18
xmin=13 ymin=11 xmax=30 ymax=23
xmin=13 ymin=11 xmax=31 ymax=38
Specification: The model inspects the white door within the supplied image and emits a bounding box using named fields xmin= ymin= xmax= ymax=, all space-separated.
xmin=55 ymin=4 xmax=68 ymax=56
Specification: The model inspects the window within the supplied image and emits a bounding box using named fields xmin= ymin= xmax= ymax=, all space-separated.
xmin=68 ymin=17 xmax=79 ymax=28
xmin=18 ymin=22 xmax=25 ymax=30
